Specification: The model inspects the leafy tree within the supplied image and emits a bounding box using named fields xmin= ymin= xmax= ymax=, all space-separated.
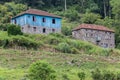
xmin=0 ymin=2 xmax=27 ymax=24
xmin=110 ymin=0 xmax=120 ymax=20
xmin=81 ymin=12 xmax=101 ymax=24
xmin=28 ymin=60 xmax=56 ymax=80
xmin=7 ymin=24 xmax=23 ymax=35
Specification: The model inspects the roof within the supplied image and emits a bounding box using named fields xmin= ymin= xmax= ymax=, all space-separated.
xmin=12 ymin=9 xmax=61 ymax=19
xmin=73 ymin=24 xmax=114 ymax=32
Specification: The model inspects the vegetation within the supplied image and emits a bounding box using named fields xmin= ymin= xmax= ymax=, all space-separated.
xmin=0 ymin=0 xmax=120 ymax=80
xmin=91 ymin=68 xmax=120 ymax=80
xmin=28 ymin=60 xmax=56 ymax=80
xmin=7 ymin=24 xmax=23 ymax=36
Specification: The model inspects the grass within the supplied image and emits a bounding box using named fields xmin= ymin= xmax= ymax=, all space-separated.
xmin=0 ymin=30 xmax=120 ymax=80
xmin=0 ymin=48 xmax=120 ymax=80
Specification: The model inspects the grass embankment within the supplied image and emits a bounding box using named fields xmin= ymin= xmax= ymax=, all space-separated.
xmin=0 ymin=31 xmax=120 ymax=80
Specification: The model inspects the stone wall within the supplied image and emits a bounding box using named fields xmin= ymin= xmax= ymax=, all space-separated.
xmin=21 ymin=25 xmax=61 ymax=34
xmin=72 ymin=29 xmax=115 ymax=48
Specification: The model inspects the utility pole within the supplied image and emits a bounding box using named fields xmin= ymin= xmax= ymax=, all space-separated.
xmin=65 ymin=0 xmax=67 ymax=11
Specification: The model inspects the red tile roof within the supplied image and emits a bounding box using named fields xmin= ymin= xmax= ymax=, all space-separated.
xmin=73 ymin=24 xmax=114 ymax=32
xmin=13 ymin=9 xmax=61 ymax=18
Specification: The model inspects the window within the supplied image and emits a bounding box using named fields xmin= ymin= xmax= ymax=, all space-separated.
xmin=43 ymin=28 xmax=46 ymax=33
xmin=86 ymin=33 xmax=88 ymax=37
xmin=52 ymin=29 xmax=55 ymax=32
xmin=15 ymin=19 xmax=17 ymax=24
xmin=110 ymin=44 xmax=112 ymax=46
xmin=33 ymin=16 xmax=36 ymax=22
xmin=91 ymin=34 xmax=93 ymax=37
xmin=33 ymin=27 xmax=36 ymax=31
xmin=52 ymin=19 xmax=55 ymax=24
xmin=28 ymin=15 xmax=30 ymax=18
xmin=22 ymin=27 xmax=24 ymax=30
xmin=42 ymin=18 xmax=46 ymax=22
xmin=104 ymin=43 xmax=108 ymax=48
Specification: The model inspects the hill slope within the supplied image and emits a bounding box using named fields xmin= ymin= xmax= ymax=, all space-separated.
xmin=0 ymin=31 xmax=120 ymax=80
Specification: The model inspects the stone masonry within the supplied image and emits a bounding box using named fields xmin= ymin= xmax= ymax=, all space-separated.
xmin=72 ymin=24 xmax=115 ymax=48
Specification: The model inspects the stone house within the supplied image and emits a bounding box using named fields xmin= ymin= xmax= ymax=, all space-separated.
xmin=72 ymin=24 xmax=115 ymax=48
xmin=11 ymin=9 xmax=62 ymax=34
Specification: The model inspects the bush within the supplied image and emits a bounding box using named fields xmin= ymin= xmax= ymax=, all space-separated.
xmin=62 ymin=26 xmax=72 ymax=36
xmin=78 ymin=72 xmax=86 ymax=80
xmin=102 ymin=71 xmax=116 ymax=80
xmin=28 ymin=60 xmax=56 ymax=80
xmin=62 ymin=74 xmax=70 ymax=80
xmin=7 ymin=24 xmax=23 ymax=35
xmin=0 ymin=36 xmax=42 ymax=49
xmin=56 ymin=42 xmax=71 ymax=53
xmin=91 ymin=68 xmax=103 ymax=80
xmin=91 ymin=69 xmax=119 ymax=80
xmin=10 ymin=36 xmax=41 ymax=49
xmin=46 ymin=36 xmax=61 ymax=45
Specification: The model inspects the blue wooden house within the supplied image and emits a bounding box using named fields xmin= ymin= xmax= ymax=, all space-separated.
xmin=11 ymin=9 xmax=62 ymax=34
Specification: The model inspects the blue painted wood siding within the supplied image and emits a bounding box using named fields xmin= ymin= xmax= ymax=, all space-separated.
xmin=11 ymin=14 xmax=62 ymax=28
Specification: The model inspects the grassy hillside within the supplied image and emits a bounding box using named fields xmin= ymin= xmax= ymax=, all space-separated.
xmin=0 ymin=30 xmax=120 ymax=80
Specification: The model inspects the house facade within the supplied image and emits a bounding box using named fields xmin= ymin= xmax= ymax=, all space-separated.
xmin=11 ymin=9 xmax=62 ymax=34
xmin=72 ymin=24 xmax=115 ymax=48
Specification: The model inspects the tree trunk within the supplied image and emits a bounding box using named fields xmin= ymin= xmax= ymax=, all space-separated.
xmin=103 ymin=0 xmax=107 ymax=17
xmin=65 ymin=0 xmax=67 ymax=11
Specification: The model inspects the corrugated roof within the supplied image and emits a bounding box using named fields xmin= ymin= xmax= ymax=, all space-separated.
xmin=73 ymin=24 xmax=114 ymax=32
xmin=12 ymin=9 xmax=61 ymax=18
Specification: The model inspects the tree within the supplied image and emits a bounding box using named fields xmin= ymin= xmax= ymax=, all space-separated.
xmin=28 ymin=60 xmax=56 ymax=80
xmin=110 ymin=0 xmax=120 ymax=20
xmin=0 ymin=2 xmax=27 ymax=24
xmin=7 ymin=24 xmax=23 ymax=35
xmin=81 ymin=12 xmax=101 ymax=24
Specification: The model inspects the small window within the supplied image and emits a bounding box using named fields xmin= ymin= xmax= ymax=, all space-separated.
xmin=86 ymin=33 xmax=88 ymax=37
xmin=110 ymin=44 xmax=112 ymax=46
xmin=42 ymin=18 xmax=46 ymax=22
xmin=91 ymin=34 xmax=93 ymax=37
xmin=33 ymin=27 xmax=36 ymax=31
xmin=52 ymin=29 xmax=55 ymax=32
xmin=15 ymin=19 xmax=17 ymax=24
xmin=33 ymin=16 xmax=36 ymax=22
xmin=28 ymin=15 xmax=30 ymax=18
xmin=52 ymin=19 xmax=55 ymax=24
xmin=43 ymin=28 xmax=46 ymax=33
xmin=22 ymin=27 xmax=24 ymax=30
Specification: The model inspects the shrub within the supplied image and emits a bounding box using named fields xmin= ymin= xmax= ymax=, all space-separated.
xmin=28 ymin=60 xmax=56 ymax=80
xmin=0 ymin=36 xmax=42 ymax=49
xmin=62 ymin=74 xmax=70 ymax=80
xmin=78 ymin=72 xmax=86 ymax=80
xmin=10 ymin=36 xmax=41 ymax=49
xmin=62 ymin=26 xmax=72 ymax=36
xmin=7 ymin=24 xmax=23 ymax=35
xmin=91 ymin=69 xmax=119 ymax=80
xmin=46 ymin=36 xmax=61 ymax=45
xmin=56 ymin=42 xmax=71 ymax=53
xmin=102 ymin=71 xmax=116 ymax=80
xmin=116 ymin=73 xmax=120 ymax=80
xmin=91 ymin=68 xmax=103 ymax=80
